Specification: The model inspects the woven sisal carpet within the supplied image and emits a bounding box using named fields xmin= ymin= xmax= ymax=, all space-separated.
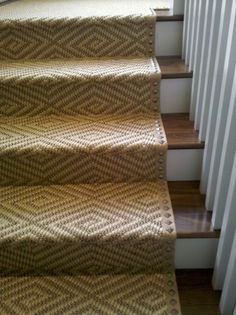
xmin=0 ymin=0 xmax=181 ymax=314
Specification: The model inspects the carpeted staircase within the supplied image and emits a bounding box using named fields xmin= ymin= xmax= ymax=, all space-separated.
xmin=0 ymin=0 xmax=181 ymax=314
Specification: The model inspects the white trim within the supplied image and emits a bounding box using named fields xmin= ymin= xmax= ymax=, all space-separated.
xmin=206 ymin=0 xmax=236 ymax=210
xmin=189 ymin=0 xmax=205 ymax=120
xmin=219 ymin=230 xmax=236 ymax=315
xmin=185 ymin=0 xmax=193 ymax=65
xmin=213 ymin=151 xmax=236 ymax=290
xmin=182 ymin=0 xmax=188 ymax=59
xmin=200 ymin=0 xmax=233 ymax=194
xmin=173 ymin=0 xmax=185 ymax=15
xmin=212 ymin=66 xmax=236 ymax=229
xmin=199 ymin=0 xmax=223 ymax=141
xmin=194 ymin=0 xmax=212 ymax=130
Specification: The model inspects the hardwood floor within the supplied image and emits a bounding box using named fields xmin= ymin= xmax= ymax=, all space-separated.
xmin=176 ymin=270 xmax=221 ymax=315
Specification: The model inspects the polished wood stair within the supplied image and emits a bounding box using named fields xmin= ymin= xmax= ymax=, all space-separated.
xmin=169 ymin=181 xmax=220 ymax=239
xmin=163 ymin=113 xmax=204 ymax=149
xmin=158 ymin=57 xmax=218 ymax=240
xmin=158 ymin=57 xmax=193 ymax=79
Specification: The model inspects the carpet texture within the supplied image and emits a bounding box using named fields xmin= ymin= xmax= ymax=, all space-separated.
xmin=0 ymin=114 xmax=166 ymax=185
xmin=0 ymin=182 xmax=174 ymax=274
xmin=0 ymin=0 xmax=181 ymax=314
xmin=0 ymin=274 xmax=179 ymax=315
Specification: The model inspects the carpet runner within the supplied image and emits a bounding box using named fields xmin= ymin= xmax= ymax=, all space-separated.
xmin=0 ymin=0 xmax=181 ymax=314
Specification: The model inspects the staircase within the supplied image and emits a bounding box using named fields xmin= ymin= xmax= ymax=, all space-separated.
xmin=0 ymin=0 xmax=219 ymax=314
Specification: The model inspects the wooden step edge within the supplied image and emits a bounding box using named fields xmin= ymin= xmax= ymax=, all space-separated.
xmin=157 ymin=57 xmax=193 ymax=79
xmin=162 ymin=113 xmax=205 ymax=150
xmin=168 ymin=181 xmax=220 ymax=239
xmin=155 ymin=9 xmax=184 ymax=22
xmin=168 ymin=143 xmax=205 ymax=150
xmin=176 ymin=229 xmax=220 ymax=239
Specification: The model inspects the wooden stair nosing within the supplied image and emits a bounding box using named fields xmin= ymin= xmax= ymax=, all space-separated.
xmin=155 ymin=9 xmax=184 ymax=22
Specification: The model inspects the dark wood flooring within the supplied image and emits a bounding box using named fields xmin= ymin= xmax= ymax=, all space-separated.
xmin=155 ymin=9 xmax=184 ymax=21
xmin=176 ymin=270 xmax=221 ymax=315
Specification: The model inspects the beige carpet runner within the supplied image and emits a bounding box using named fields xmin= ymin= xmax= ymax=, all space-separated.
xmin=0 ymin=0 xmax=181 ymax=314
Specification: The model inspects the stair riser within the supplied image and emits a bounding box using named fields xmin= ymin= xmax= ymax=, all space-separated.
xmin=156 ymin=21 xmax=183 ymax=56
xmin=0 ymin=238 xmax=219 ymax=272
xmin=0 ymin=79 xmax=159 ymax=116
xmin=0 ymin=238 xmax=173 ymax=275
xmin=0 ymin=149 xmax=202 ymax=185
xmin=0 ymin=20 xmax=183 ymax=60
xmin=167 ymin=149 xmax=203 ymax=181
xmin=175 ymin=239 xmax=219 ymax=269
xmin=0 ymin=148 xmax=166 ymax=185
xmin=160 ymin=78 xmax=192 ymax=113
xmin=0 ymin=16 xmax=155 ymax=60
xmin=0 ymin=78 xmax=192 ymax=116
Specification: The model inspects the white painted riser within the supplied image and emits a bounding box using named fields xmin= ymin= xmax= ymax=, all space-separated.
xmin=175 ymin=239 xmax=219 ymax=269
xmin=161 ymin=78 xmax=192 ymax=113
xmin=156 ymin=21 xmax=183 ymax=56
xmin=167 ymin=149 xmax=203 ymax=181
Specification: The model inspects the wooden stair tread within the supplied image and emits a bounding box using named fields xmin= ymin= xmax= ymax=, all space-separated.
xmin=157 ymin=57 xmax=193 ymax=79
xmin=176 ymin=269 xmax=221 ymax=314
xmin=155 ymin=9 xmax=184 ymax=22
xmin=169 ymin=181 xmax=220 ymax=239
xmin=162 ymin=113 xmax=204 ymax=150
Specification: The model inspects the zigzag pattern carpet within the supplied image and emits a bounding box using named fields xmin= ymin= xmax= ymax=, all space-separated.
xmin=0 ymin=0 xmax=181 ymax=314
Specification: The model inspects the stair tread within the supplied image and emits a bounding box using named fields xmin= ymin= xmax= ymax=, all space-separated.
xmin=0 ymin=57 xmax=160 ymax=117
xmin=169 ymin=181 xmax=220 ymax=239
xmin=155 ymin=9 xmax=184 ymax=21
xmin=162 ymin=113 xmax=204 ymax=150
xmin=0 ymin=273 xmax=180 ymax=315
xmin=157 ymin=57 xmax=193 ymax=79
xmin=0 ymin=181 xmax=175 ymax=274
xmin=0 ymin=114 xmax=165 ymax=152
xmin=0 ymin=58 xmax=160 ymax=81
xmin=0 ymin=180 xmax=219 ymax=240
xmin=0 ymin=114 xmax=167 ymax=185
xmin=0 ymin=181 xmax=174 ymax=241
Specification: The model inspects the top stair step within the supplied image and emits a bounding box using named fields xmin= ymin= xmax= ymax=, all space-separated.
xmin=0 ymin=0 xmax=157 ymax=60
